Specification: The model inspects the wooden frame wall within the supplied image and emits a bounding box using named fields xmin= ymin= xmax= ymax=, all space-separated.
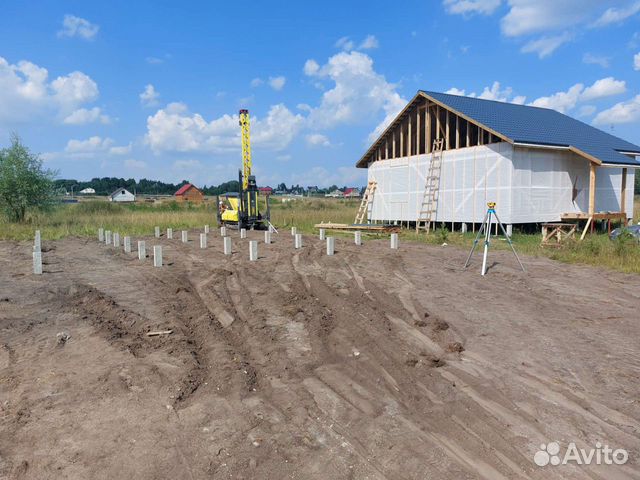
xmin=360 ymin=96 xmax=506 ymax=166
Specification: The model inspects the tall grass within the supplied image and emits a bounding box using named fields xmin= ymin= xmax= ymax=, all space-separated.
xmin=0 ymin=201 xmax=218 ymax=240
xmin=2 ymin=196 xmax=639 ymax=274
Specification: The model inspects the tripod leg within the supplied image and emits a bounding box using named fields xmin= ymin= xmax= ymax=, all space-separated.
xmin=494 ymin=212 xmax=526 ymax=272
xmin=481 ymin=212 xmax=492 ymax=276
xmin=464 ymin=212 xmax=488 ymax=268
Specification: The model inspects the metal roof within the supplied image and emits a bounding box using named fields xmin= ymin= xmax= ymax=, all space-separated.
xmin=358 ymin=91 xmax=640 ymax=167
xmin=423 ymin=91 xmax=640 ymax=166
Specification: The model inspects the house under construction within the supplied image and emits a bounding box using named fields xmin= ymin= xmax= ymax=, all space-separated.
xmin=357 ymin=91 xmax=640 ymax=229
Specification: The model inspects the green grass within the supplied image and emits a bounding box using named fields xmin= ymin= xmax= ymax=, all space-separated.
xmin=2 ymin=196 xmax=640 ymax=274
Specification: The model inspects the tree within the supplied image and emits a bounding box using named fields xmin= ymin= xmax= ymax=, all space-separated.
xmin=0 ymin=136 xmax=57 ymax=222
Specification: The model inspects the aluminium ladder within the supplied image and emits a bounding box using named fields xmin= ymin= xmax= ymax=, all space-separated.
xmin=354 ymin=181 xmax=377 ymax=224
xmin=416 ymin=138 xmax=445 ymax=233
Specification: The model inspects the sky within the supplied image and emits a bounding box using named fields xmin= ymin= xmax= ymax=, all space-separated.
xmin=2 ymin=0 xmax=640 ymax=188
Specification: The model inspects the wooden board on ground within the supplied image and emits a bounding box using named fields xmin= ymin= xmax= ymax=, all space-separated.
xmin=315 ymin=222 xmax=401 ymax=233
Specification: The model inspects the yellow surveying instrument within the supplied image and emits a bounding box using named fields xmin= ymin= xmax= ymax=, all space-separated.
xmin=464 ymin=202 xmax=525 ymax=276
xmin=217 ymin=109 xmax=270 ymax=229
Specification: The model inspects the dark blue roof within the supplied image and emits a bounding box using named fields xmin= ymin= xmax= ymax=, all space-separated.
xmin=422 ymin=91 xmax=640 ymax=166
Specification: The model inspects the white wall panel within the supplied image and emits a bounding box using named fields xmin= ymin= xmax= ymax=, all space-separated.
xmin=367 ymin=143 xmax=636 ymax=224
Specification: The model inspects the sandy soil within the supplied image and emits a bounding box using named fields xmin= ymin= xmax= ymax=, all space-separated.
xmin=1 ymin=228 xmax=639 ymax=480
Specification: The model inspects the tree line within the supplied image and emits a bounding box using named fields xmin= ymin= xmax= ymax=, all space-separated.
xmin=53 ymin=178 xmax=243 ymax=196
xmin=54 ymin=178 xmax=357 ymax=196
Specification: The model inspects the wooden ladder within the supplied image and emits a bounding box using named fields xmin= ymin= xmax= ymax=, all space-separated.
xmin=354 ymin=181 xmax=377 ymax=224
xmin=416 ymin=138 xmax=445 ymax=233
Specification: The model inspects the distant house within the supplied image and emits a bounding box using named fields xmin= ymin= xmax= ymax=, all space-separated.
xmin=174 ymin=183 xmax=204 ymax=203
xmin=343 ymin=188 xmax=361 ymax=198
xmin=79 ymin=187 xmax=95 ymax=194
xmin=325 ymin=189 xmax=343 ymax=198
xmin=307 ymin=186 xmax=319 ymax=195
xmin=109 ymin=188 xmax=136 ymax=203
xmin=258 ymin=187 xmax=273 ymax=196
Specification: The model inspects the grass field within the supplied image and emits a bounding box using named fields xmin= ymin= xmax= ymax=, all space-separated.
xmin=2 ymin=196 xmax=639 ymax=273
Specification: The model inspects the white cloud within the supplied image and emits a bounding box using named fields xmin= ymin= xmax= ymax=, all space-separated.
xmin=65 ymin=136 xmax=114 ymax=154
xmin=63 ymin=107 xmax=110 ymax=125
xmin=335 ymin=36 xmax=355 ymax=51
xmin=57 ymin=15 xmax=99 ymax=40
xmin=529 ymin=84 xmax=584 ymax=112
xmin=268 ymin=76 xmax=286 ymax=91
xmin=303 ymin=51 xmax=406 ymax=142
xmin=528 ymin=77 xmax=626 ymax=113
xmin=583 ymin=53 xmax=610 ymax=68
xmin=139 ymin=84 xmax=159 ymax=107
xmin=445 ymin=87 xmax=467 ymax=96
xmin=593 ymin=95 xmax=640 ymax=125
xmin=445 ymin=1 xmax=623 ymax=59
xmin=445 ymin=82 xmax=525 ymax=104
xmin=276 ymin=154 xmax=291 ymax=162
xmin=335 ymin=35 xmax=380 ymax=52
xmin=500 ymin=1 xmax=599 ymax=37
xmin=250 ymin=77 xmax=263 ymax=87
xmin=442 ymin=0 xmax=502 ymax=15
xmin=477 ymin=81 xmax=513 ymax=101
xmin=124 ymin=159 xmax=147 ymax=169
xmin=109 ymin=143 xmax=132 ymax=155
xmin=591 ymin=1 xmax=640 ymax=28
xmin=520 ymin=32 xmax=572 ymax=58
xmin=62 ymin=136 xmax=131 ymax=159
xmin=577 ymin=105 xmax=597 ymax=117
xmin=306 ymin=133 xmax=331 ymax=147
xmin=303 ymin=59 xmax=320 ymax=76
xmin=145 ymin=56 xmax=164 ymax=65
xmin=359 ymin=35 xmax=379 ymax=50
xmin=634 ymin=52 xmax=640 ymax=70
xmin=581 ymin=77 xmax=626 ymax=101
xmin=145 ymin=102 xmax=304 ymax=153
xmin=0 ymin=57 xmax=100 ymax=123
xmin=51 ymin=71 xmax=99 ymax=107
xmin=173 ymin=159 xmax=202 ymax=169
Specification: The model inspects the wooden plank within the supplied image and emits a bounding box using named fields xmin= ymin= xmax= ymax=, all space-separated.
xmin=400 ymin=120 xmax=404 ymax=157
xmin=436 ymin=105 xmax=441 ymax=140
xmin=465 ymin=118 xmax=470 ymax=147
xmin=385 ymin=138 xmax=389 ymax=159
xmin=621 ymin=167 xmax=627 ymax=215
xmin=455 ymin=113 xmax=460 ymax=149
xmin=426 ymin=102 xmax=432 ymax=153
xmin=416 ymin=107 xmax=421 ymax=155
xmin=408 ymin=111 xmax=412 ymax=156
xmin=562 ymin=212 xmax=626 ymax=220
xmin=445 ymin=110 xmax=450 ymax=150
xmin=588 ymin=163 xmax=596 ymax=215
xmin=147 ymin=330 xmax=173 ymax=337
xmin=392 ymin=129 xmax=396 ymax=158
xmin=580 ymin=217 xmax=592 ymax=241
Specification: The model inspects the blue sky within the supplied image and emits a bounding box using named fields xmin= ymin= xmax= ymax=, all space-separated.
xmin=2 ymin=0 xmax=640 ymax=187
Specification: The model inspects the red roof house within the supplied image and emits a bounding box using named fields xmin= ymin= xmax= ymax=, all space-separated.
xmin=174 ymin=183 xmax=204 ymax=203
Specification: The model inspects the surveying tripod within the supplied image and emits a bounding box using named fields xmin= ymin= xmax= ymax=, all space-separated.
xmin=464 ymin=202 xmax=526 ymax=276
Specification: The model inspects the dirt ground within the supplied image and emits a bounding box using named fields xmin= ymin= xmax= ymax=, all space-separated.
xmin=1 ymin=228 xmax=639 ymax=480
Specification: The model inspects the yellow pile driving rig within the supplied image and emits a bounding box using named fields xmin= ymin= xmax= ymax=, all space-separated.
xmin=217 ymin=109 xmax=270 ymax=229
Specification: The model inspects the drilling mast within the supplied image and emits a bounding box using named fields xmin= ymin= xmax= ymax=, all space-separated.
xmin=239 ymin=109 xmax=251 ymax=191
